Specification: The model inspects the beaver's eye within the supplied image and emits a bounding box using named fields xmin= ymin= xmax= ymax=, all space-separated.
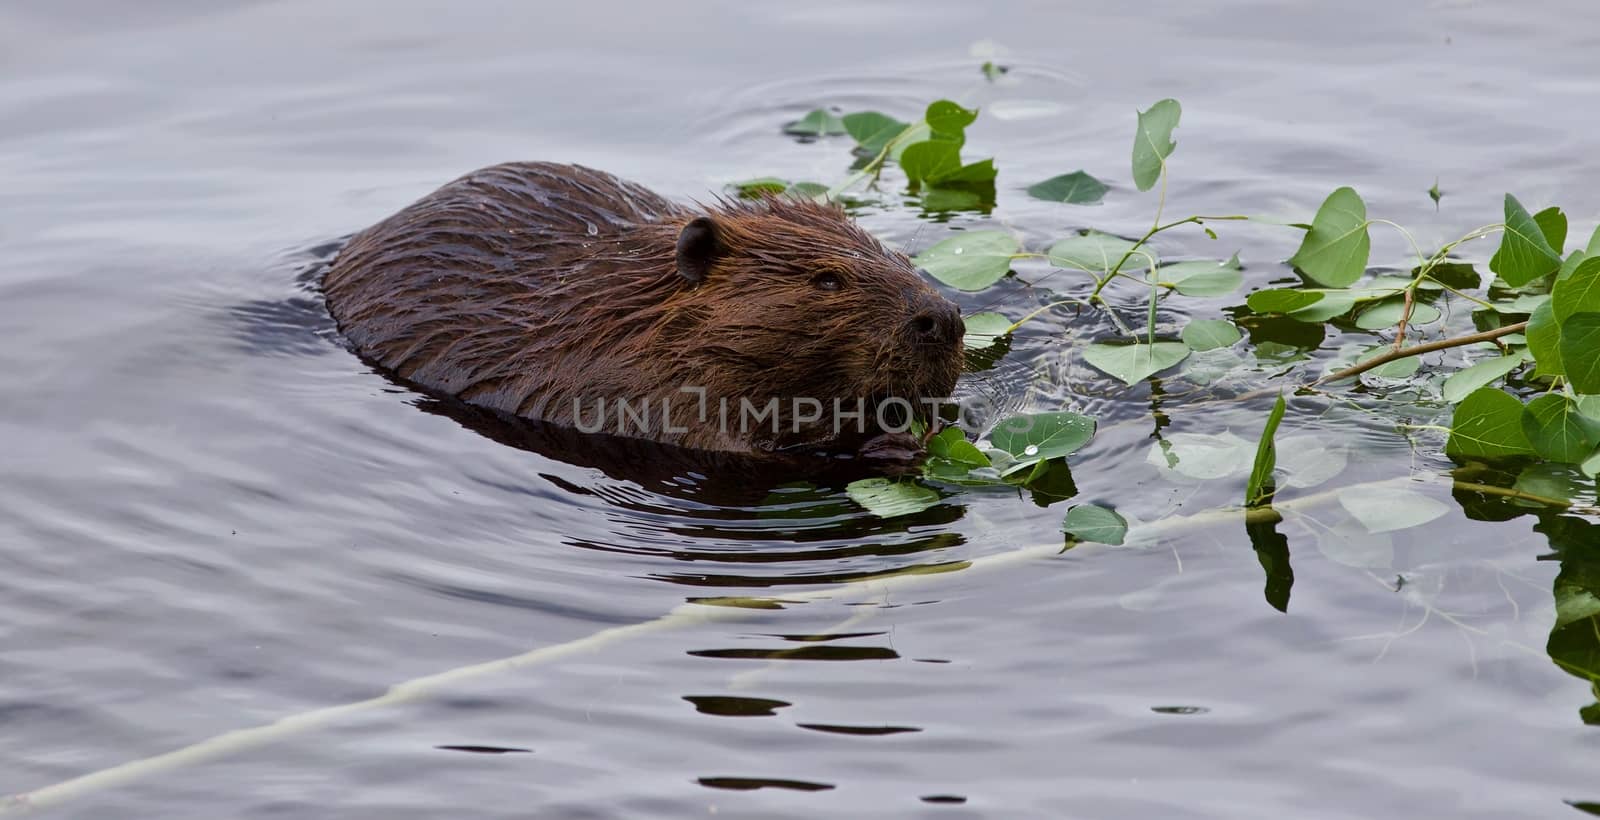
xmin=812 ymin=271 xmax=844 ymax=292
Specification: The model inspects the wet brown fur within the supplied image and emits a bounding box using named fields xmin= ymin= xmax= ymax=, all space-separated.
xmin=322 ymin=162 xmax=963 ymax=453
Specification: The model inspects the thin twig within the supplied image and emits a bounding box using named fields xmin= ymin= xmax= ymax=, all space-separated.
xmin=1315 ymin=321 xmax=1528 ymax=386
xmin=1394 ymin=286 xmax=1417 ymax=350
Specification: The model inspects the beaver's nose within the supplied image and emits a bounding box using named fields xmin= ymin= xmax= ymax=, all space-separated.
xmin=910 ymin=299 xmax=964 ymax=346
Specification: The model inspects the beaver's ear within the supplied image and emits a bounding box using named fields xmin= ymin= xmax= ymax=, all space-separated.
xmin=675 ymin=216 xmax=721 ymax=286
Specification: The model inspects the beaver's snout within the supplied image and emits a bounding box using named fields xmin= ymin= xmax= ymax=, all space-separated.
xmin=908 ymin=294 xmax=964 ymax=348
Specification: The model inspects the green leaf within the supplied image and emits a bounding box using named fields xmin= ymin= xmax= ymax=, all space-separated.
xmin=1527 ymin=300 xmax=1566 ymax=377
xmin=924 ymin=100 xmax=978 ymax=137
xmin=1582 ymin=445 xmax=1600 ymax=478
xmin=1275 ymin=437 xmax=1349 ymax=488
xmin=1441 ymin=354 xmax=1525 ymax=403
xmin=1246 ymin=394 xmax=1287 ymax=507
xmin=962 ymin=311 xmax=1012 ymax=349
xmin=783 ymin=182 xmax=829 ymax=202
xmin=1522 ymin=394 xmax=1598 ymax=463
xmin=1062 ymin=504 xmax=1128 ymax=546
xmin=1354 ymin=345 xmax=1420 ymax=379
xmin=990 ymin=411 xmax=1097 ymax=476
xmin=1579 ymin=395 xmax=1600 ymax=422
xmin=1289 ymin=187 xmax=1371 ymax=287
xmin=1082 ymin=341 xmax=1190 ymax=385
xmin=783 ymin=109 xmax=847 ymax=137
xmin=913 ymin=231 xmax=1019 ymax=291
xmin=842 ymin=111 xmax=909 ymax=154
xmin=1180 ymin=348 xmax=1245 ymax=386
xmin=900 ymin=141 xmax=996 ymax=187
xmin=1047 ymin=232 xmax=1148 ymax=274
xmin=845 ymin=478 xmax=939 ymax=518
xmin=1247 ymin=289 xmax=1324 ymax=314
xmin=1026 ymin=171 xmax=1109 ymax=205
xmin=1490 ymin=194 xmax=1562 ymax=287
xmin=887 ymin=123 xmax=935 ymax=159
xmin=1338 ymin=486 xmax=1449 ymax=535
xmin=900 ymin=141 xmax=961 ymax=185
xmin=1559 ymin=250 xmax=1588 ymax=281
xmin=1560 ymin=313 xmax=1600 ymax=393
xmin=1154 ymin=254 xmax=1243 ymax=297
xmin=1353 ymin=298 xmax=1442 ymax=330
xmin=1534 ymin=206 xmax=1569 ymax=255
xmin=1513 ymin=463 xmax=1588 ymax=504
xmin=936 ymin=158 xmax=997 ymax=184
xmin=1146 ymin=432 xmax=1253 ymax=480
xmin=729 ymin=177 xmax=791 ymax=197
xmin=1553 ymin=256 xmax=1600 ymax=323
xmin=1287 ymin=290 xmax=1357 ymax=322
xmin=1181 ymin=319 xmax=1242 ymax=351
xmin=1131 ymin=98 xmax=1181 ymax=192
xmin=1446 ymin=387 xmax=1537 ymax=459
xmin=923 ymin=426 xmax=991 ymax=481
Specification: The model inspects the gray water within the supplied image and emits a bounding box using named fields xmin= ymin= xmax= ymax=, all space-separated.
xmin=3 ymin=1 xmax=1599 ymax=817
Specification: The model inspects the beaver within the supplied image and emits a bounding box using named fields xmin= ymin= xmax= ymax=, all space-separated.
xmin=322 ymin=162 xmax=964 ymax=463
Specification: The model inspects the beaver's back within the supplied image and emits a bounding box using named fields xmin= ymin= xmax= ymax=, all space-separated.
xmin=324 ymin=162 xmax=687 ymax=410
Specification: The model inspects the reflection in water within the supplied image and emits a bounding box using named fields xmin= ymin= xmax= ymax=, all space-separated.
xmin=682 ymin=695 xmax=791 ymax=717
xmin=796 ymin=723 xmax=922 ymax=736
xmin=697 ymin=777 xmax=835 ymax=792
xmin=687 ymin=646 xmax=900 ymax=662
xmin=434 ymin=745 xmax=532 ymax=755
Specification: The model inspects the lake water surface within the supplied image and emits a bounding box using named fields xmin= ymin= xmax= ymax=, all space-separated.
xmin=4 ymin=1 xmax=1600 ymax=817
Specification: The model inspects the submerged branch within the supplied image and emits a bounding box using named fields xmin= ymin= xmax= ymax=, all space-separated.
xmin=1314 ymin=321 xmax=1528 ymax=386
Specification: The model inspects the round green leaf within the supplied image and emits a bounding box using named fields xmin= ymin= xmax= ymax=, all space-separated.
xmin=1155 ymin=254 xmax=1243 ymax=297
xmin=1062 ymin=504 xmax=1128 ymax=546
xmin=1289 ymin=187 xmax=1371 ymax=287
xmin=1181 ymin=319 xmax=1242 ymax=351
xmin=1512 ymin=463 xmax=1588 ymax=504
xmin=1248 ymin=289 xmax=1325 ymax=314
xmin=990 ymin=411 xmax=1097 ymax=476
xmin=1559 ymin=312 xmax=1600 ymax=393
xmin=913 ymin=231 xmax=1019 ymax=291
xmin=1446 ymin=387 xmax=1537 ymax=459
xmin=783 ymin=109 xmax=847 ymax=137
xmin=1275 ymin=437 xmax=1349 ymax=488
xmin=1522 ymin=394 xmax=1598 ymax=463
xmin=1490 ymin=194 xmax=1561 ymax=287
xmin=1131 ymin=98 xmax=1181 ymax=192
xmin=962 ymin=311 xmax=1012 ymax=349
xmin=1146 ymin=431 xmax=1253 ymax=480
xmin=1083 ymin=341 xmax=1191 ymax=385
xmin=1441 ymin=354 xmax=1526 ymax=403
xmin=1338 ymin=486 xmax=1449 ymax=535
xmin=1287 ymin=290 xmax=1357 ymax=322
xmin=1027 ymin=171 xmax=1109 ymax=205
xmin=846 ymin=478 xmax=939 ymax=518
xmin=1047 ymin=232 xmax=1148 ymax=274
xmin=1353 ymin=299 xmax=1442 ymax=331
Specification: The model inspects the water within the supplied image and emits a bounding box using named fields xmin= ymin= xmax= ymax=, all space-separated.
xmin=4 ymin=1 xmax=1599 ymax=817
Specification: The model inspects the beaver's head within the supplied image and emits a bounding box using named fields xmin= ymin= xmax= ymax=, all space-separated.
xmin=660 ymin=198 xmax=964 ymax=446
